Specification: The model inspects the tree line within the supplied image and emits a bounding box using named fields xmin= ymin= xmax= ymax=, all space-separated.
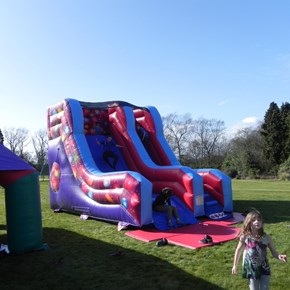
xmin=1 ymin=128 xmax=48 ymax=175
xmin=1 ymin=101 xmax=289 ymax=180
xmin=162 ymin=101 xmax=290 ymax=179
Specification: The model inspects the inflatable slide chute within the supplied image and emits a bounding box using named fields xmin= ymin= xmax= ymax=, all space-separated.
xmin=131 ymin=105 xmax=233 ymax=219
xmin=106 ymin=104 xmax=204 ymax=217
xmin=47 ymin=99 xmax=205 ymax=227
xmin=47 ymin=98 xmax=233 ymax=228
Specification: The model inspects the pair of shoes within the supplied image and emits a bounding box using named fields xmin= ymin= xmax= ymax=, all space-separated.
xmin=176 ymin=219 xmax=183 ymax=225
xmin=110 ymin=250 xmax=125 ymax=257
xmin=168 ymin=220 xmax=173 ymax=227
xmin=199 ymin=235 xmax=213 ymax=244
xmin=156 ymin=238 xmax=168 ymax=247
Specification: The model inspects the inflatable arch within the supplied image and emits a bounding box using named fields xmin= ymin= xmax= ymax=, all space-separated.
xmin=0 ymin=144 xmax=43 ymax=253
xmin=47 ymin=99 xmax=233 ymax=229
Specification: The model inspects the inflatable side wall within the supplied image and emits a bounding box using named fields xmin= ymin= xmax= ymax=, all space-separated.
xmin=47 ymin=100 xmax=153 ymax=227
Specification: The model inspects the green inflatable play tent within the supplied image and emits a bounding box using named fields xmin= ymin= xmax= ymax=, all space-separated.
xmin=0 ymin=144 xmax=43 ymax=254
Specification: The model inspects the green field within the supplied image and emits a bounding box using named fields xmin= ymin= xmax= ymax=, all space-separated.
xmin=0 ymin=180 xmax=289 ymax=290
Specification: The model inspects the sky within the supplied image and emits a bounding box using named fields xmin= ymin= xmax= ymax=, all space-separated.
xmin=1 ymin=0 xmax=290 ymax=135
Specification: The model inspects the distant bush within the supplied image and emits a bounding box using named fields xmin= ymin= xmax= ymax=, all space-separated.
xmin=278 ymin=157 xmax=290 ymax=180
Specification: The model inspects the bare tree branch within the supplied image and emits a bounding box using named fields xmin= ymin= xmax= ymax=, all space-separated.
xmin=3 ymin=127 xmax=30 ymax=159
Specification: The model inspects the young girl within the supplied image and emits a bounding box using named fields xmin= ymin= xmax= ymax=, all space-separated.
xmin=232 ymin=209 xmax=287 ymax=290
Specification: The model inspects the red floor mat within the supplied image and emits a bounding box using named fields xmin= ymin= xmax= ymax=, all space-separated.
xmin=167 ymin=223 xmax=240 ymax=249
xmin=125 ymin=213 xmax=243 ymax=249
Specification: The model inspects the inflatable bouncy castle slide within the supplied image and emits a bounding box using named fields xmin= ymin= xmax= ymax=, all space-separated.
xmin=47 ymin=99 xmax=233 ymax=230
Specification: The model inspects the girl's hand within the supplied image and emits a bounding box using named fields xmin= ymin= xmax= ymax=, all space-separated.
xmin=232 ymin=265 xmax=238 ymax=275
xmin=278 ymin=254 xmax=287 ymax=262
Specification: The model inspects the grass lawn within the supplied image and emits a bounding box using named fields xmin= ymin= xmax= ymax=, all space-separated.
xmin=0 ymin=179 xmax=289 ymax=290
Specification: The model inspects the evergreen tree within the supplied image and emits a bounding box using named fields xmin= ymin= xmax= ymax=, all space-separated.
xmin=0 ymin=129 xmax=4 ymax=144
xmin=280 ymin=102 xmax=290 ymax=161
xmin=261 ymin=102 xmax=284 ymax=170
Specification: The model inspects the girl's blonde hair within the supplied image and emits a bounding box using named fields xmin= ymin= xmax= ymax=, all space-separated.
xmin=240 ymin=208 xmax=265 ymax=238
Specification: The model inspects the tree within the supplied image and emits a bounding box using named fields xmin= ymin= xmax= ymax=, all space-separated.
xmin=278 ymin=156 xmax=290 ymax=180
xmin=189 ymin=117 xmax=226 ymax=168
xmin=222 ymin=126 xmax=266 ymax=178
xmin=31 ymin=129 xmax=48 ymax=173
xmin=0 ymin=129 xmax=4 ymax=144
xmin=3 ymin=127 xmax=32 ymax=161
xmin=162 ymin=114 xmax=226 ymax=168
xmin=162 ymin=113 xmax=193 ymax=162
xmin=280 ymin=102 xmax=290 ymax=161
xmin=261 ymin=102 xmax=289 ymax=173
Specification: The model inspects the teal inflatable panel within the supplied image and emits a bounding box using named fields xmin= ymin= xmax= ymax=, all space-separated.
xmin=5 ymin=172 xmax=43 ymax=254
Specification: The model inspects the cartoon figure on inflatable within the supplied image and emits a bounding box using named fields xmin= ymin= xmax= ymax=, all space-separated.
xmin=47 ymin=99 xmax=233 ymax=230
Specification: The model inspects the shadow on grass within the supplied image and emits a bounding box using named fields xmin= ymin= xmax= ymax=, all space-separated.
xmin=234 ymin=200 xmax=290 ymax=223
xmin=0 ymin=224 xmax=6 ymax=230
xmin=0 ymin=227 xmax=226 ymax=290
